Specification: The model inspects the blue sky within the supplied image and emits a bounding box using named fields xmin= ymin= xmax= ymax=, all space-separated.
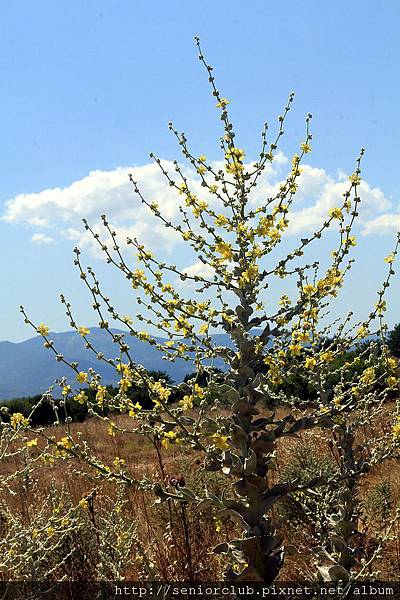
xmin=1 ymin=0 xmax=399 ymax=342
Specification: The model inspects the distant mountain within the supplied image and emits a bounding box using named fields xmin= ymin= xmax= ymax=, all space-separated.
xmin=1 ymin=327 xmax=375 ymax=401
xmin=0 ymin=328 xmax=234 ymax=400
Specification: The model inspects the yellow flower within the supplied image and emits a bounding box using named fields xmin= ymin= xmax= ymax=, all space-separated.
xmin=375 ymin=300 xmax=387 ymax=315
xmin=239 ymin=264 xmax=259 ymax=287
xmin=119 ymin=377 xmax=132 ymax=392
xmin=346 ymin=236 xmax=357 ymax=247
xmin=215 ymin=241 xmax=233 ymax=261
xmin=329 ymin=207 xmax=343 ymax=220
xmin=161 ymin=430 xmax=177 ymax=449
xmin=302 ymin=284 xmax=316 ymax=296
xmin=293 ymin=330 xmax=310 ymax=343
xmin=131 ymin=268 xmax=147 ymax=288
xmin=195 ymin=200 xmax=208 ymax=214
xmin=26 ymin=438 xmax=38 ymax=447
xmin=387 ymin=357 xmax=398 ymax=370
xmin=216 ymin=97 xmax=230 ymax=108
xmin=96 ymin=385 xmax=107 ymax=406
xmin=305 ymin=356 xmax=316 ymax=370
xmin=392 ymin=416 xmax=400 ymax=441
xmin=62 ymin=385 xmax=71 ymax=397
xmin=289 ymin=344 xmax=302 ymax=357
xmin=320 ymin=351 xmax=333 ymax=363
xmin=76 ymin=371 xmax=88 ymax=384
xmin=226 ymin=147 xmax=245 ymax=162
xmin=387 ymin=376 xmax=398 ymax=389
xmin=179 ymin=395 xmax=194 ymax=410
xmin=257 ymin=216 xmax=273 ymax=236
xmin=211 ymin=433 xmax=230 ymax=451
xmin=74 ymin=391 xmax=88 ymax=404
xmin=46 ymin=527 xmax=55 ymax=537
xmin=300 ymin=142 xmax=312 ymax=154
xmin=122 ymin=315 xmax=133 ymax=325
xmin=268 ymin=228 xmax=281 ymax=243
xmin=384 ymin=253 xmax=395 ymax=264
xmin=151 ymin=381 xmax=171 ymax=403
xmin=279 ymin=294 xmax=291 ymax=307
xmin=356 ymin=325 xmax=369 ymax=339
xmin=199 ymin=324 xmax=208 ymax=335
xmin=349 ymin=173 xmax=361 ymax=185
xmin=79 ymin=498 xmax=89 ymax=509
xmin=214 ymin=518 xmax=222 ymax=533
xmin=113 ymin=457 xmax=126 ymax=469
xmin=37 ymin=323 xmax=49 ymax=336
xmin=116 ymin=363 xmax=130 ymax=375
xmin=10 ymin=413 xmax=29 ymax=429
xmin=78 ymin=326 xmax=90 ymax=336
xmin=193 ymin=384 xmax=205 ymax=399
xmin=360 ymin=367 xmax=375 ymax=386
xmin=226 ymin=158 xmax=245 ymax=176
xmin=214 ymin=214 xmax=229 ymax=227
xmin=129 ymin=402 xmax=142 ymax=418
xmin=138 ymin=331 xmax=150 ymax=340
xmin=58 ymin=436 xmax=73 ymax=450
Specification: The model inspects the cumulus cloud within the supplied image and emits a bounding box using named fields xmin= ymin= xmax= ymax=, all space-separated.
xmin=2 ymin=156 xmax=396 ymax=258
xmin=286 ymin=169 xmax=392 ymax=234
xmin=31 ymin=233 xmax=55 ymax=244
xmin=361 ymin=213 xmax=400 ymax=235
xmin=182 ymin=261 xmax=215 ymax=279
xmin=3 ymin=162 xmax=185 ymax=254
xmin=247 ymin=162 xmax=392 ymax=235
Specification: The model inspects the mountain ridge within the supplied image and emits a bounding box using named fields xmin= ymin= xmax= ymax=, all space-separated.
xmin=0 ymin=328 xmax=232 ymax=400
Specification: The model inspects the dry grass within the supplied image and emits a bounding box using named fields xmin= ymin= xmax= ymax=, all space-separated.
xmin=0 ymin=402 xmax=399 ymax=582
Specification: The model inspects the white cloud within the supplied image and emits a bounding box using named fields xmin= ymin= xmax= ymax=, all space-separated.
xmin=3 ymin=162 xmax=185 ymax=254
xmin=247 ymin=162 xmax=392 ymax=235
xmin=361 ymin=213 xmax=400 ymax=235
xmin=286 ymin=172 xmax=392 ymax=235
xmin=182 ymin=261 xmax=215 ymax=279
xmin=31 ymin=233 xmax=55 ymax=244
xmin=2 ymin=156 xmax=397 ymax=258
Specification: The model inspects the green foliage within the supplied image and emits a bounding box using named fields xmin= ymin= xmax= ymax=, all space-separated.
xmin=259 ymin=340 xmax=388 ymax=404
xmin=387 ymin=323 xmax=400 ymax=358
xmin=183 ymin=367 xmax=224 ymax=386
xmin=363 ymin=479 xmax=394 ymax=527
xmin=0 ymin=394 xmax=89 ymax=426
xmin=125 ymin=370 xmax=178 ymax=409
xmin=277 ymin=443 xmax=338 ymax=540
xmin=0 ymin=370 xmax=175 ymax=426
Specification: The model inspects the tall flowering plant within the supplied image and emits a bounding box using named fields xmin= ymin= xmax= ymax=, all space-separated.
xmin=17 ymin=39 xmax=400 ymax=584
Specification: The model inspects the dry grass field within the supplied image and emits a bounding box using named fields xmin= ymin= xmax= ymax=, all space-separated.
xmin=1 ymin=400 xmax=399 ymax=583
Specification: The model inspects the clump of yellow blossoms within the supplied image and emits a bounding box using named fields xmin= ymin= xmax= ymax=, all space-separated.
xmin=10 ymin=413 xmax=29 ymax=429
xmin=211 ymin=433 xmax=230 ymax=451
xmin=392 ymin=417 xmax=400 ymax=441
xmin=37 ymin=323 xmax=49 ymax=336
xmin=78 ymin=326 xmax=90 ymax=336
